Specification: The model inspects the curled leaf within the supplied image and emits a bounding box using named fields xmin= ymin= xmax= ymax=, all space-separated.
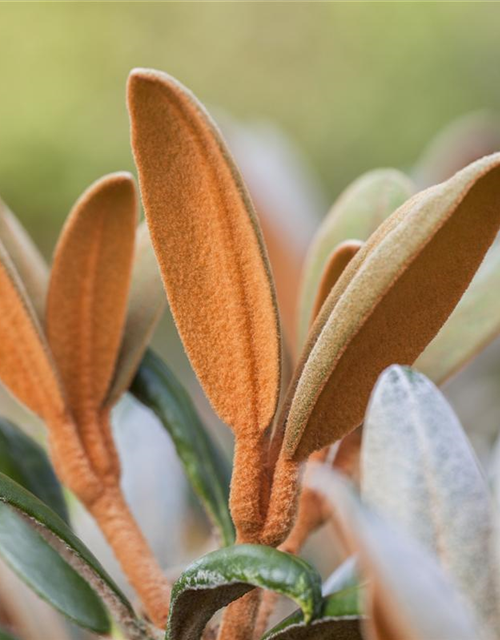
xmin=128 ymin=68 xmax=281 ymax=436
xmin=298 ymin=169 xmax=413 ymax=345
xmin=285 ymin=153 xmax=500 ymax=461
xmin=166 ymin=544 xmax=322 ymax=640
xmin=362 ymin=365 xmax=500 ymax=637
xmin=106 ymin=221 xmax=166 ymax=406
xmin=46 ymin=172 xmax=137 ymax=421
xmin=310 ymin=468 xmax=481 ymax=640
xmin=0 ymin=198 xmax=49 ymax=320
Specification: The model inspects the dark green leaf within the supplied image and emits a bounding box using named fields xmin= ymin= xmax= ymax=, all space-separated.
xmin=0 ymin=417 xmax=68 ymax=521
xmin=0 ymin=502 xmax=108 ymax=633
xmin=166 ymin=544 xmax=322 ymax=640
xmin=131 ymin=349 xmax=234 ymax=545
xmin=0 ymin=473 xmax=143 ymax=636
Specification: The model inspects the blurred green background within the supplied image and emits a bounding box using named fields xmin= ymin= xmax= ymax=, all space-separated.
xmin=1 ymin=2 xmax=500 ymax=252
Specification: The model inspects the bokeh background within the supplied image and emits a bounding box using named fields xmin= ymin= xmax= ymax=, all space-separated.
xmin=1 ymin=2 xmax=500 ymax=634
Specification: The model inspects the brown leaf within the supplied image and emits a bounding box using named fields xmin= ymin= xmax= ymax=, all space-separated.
xmin=127 ymin=69 xmax=281 ymax=436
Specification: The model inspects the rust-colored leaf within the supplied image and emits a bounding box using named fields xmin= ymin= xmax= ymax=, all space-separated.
xmin=127 ymin=68 xmax=281 ymax=436
xmin=284 ymin=154 xmax=500 ymax=461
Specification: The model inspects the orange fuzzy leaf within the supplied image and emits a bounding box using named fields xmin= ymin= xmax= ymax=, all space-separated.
xmin=128 ymin=69 xmax=281 ymax=435
xmin=46 ymin=173 xmax=137 ymax=422
xmin=285 ymin=154 xmax=500 ymax=461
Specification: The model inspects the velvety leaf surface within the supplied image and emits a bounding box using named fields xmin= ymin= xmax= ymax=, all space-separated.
xmin=415 ymin=242 xmax=500 ymax=384
xmin=361 ymin=365 xmax=500 ymax=637
xmin=285 ymin=153 xmax=500 ymax=461
xmin=131 ymin=349 xmax=234 ymax=546
xmin=297 ymin=169 xmax=413 ymax=345
xmin=0 ymin=503 xmax=108 ymax=633
xmin=107 ymin=221 xmax=166 ymax=406
xmin=128 ymin=68 xmax=281 ymax=436
xmin=166 ymin=544 xmax=322 ymax=640
xmin=0 ymin=198 xmax=49 ymax=320
xmin=310 ymin=468 xmax=481 ymax=640
xmin=0 ymin=417 xmax=68 ymax=522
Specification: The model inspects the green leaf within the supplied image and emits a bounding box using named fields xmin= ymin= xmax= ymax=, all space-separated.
xmin=0 ymin=626 xmax=20 ymax=640
xmin=415 ymin=242 xmax=500 ymax=385
xmin=297 ymin=169 xmax=413 ymax=346
xmin=131 ymin=349 xmax=234 ymax=546
xmin=263 ymin=586 xmax=363 ymax=640
xmin=0 ymin=473 xmax=143 ymax=637
xmin=0 ymin=417 xmax=68 ymax=522
xmin=362 ymin=365 xmax=500 ymax=637
xmin=166 ymin=544 xmax=322 ymax=640
xmin=0 ymin=502 xmax=108 ymax=633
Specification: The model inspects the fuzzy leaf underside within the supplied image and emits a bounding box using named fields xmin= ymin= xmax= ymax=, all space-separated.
xmin=166 ymin=544 xmax=322 ymax=640
xmin=0 ymin=418 xmax=68 ymax=522
xmin=131 ymin=349 xmax=234 ymax=546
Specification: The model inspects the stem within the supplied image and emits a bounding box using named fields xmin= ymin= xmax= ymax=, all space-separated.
xmin=217 ymin=590 xmax=262 ymax=640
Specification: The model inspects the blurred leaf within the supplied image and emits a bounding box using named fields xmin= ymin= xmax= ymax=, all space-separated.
xmin=285 ymin=154 xmax=500 ymax=462
xmin=0 ymin=417 xmax=68 ymax=522
xmin=167 ymin=544 xmax=322 ymax=640
xmin=131 ymin=349 xmax=234 ymax=546
xmin=310 ymin=468 xmax=481 ymax=640
xmin=0 ymin=502 xmax=108 ymax=633
xmin=107 ymin=221 xmax=166 ymax=406
xmin=263 ymin=584 xmax=363 ymax=640
xmin=0 ymin=198 xmax=49 ymax=320
xmin=0 ymin=473 xmax=142 ymax=636
xmin=415 ymin=242 xmax=500 ymax=385
xmin=297 ymin=169 xmax=413 ymax=346
xmin=0 ymin=627 xmax=19 ymax=640
xmin=321 ymin=557 xmax=358 ymax=596
xmin=361 ymin=365 xmax=500 ymax=636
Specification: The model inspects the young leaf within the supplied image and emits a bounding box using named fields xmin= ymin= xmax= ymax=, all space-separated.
xmin=106 ymin=221 xmax=166 ymax=406
xmin=0 ymin=417 xmax=68 ymax=522
xmin=0 ymin=502 xmax=109 ymax=633
xmin=127 ymin=69 xmax=281 ymax=436
xmin=0 ymin=243 xmax=66 ymax=423
xmin=166 ymin=544 xmax=322 ymax=640
xmin=46 ymin=173 xmax=137 ymax=423
xmin=298 ymin=169 xmax=413 ymax=345
xmin=285 ymin=153 xmax=500 ymax=461
xmin=0 ymin=472 xmax=139 ymax=633
xmin=310 ymin=468 xmax=481 ymax=640
xmin=130 ymin=349 xmax=234 ymax=546
xmin=415 ymin=242 xmax=500 ymax=384
xmin=361 ymin=365 xmax=500 ymax=637
xmin=0 ymin=197 xmax=49 ymax=320
xmin=262 ymin=588 xmax=363 ymax=640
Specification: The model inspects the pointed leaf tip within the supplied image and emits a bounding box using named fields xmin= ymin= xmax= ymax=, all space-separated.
xmin=128 ymin=68 xmax=281 ymax=435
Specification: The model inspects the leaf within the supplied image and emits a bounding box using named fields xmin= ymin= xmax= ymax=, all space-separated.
xmin=0 ymin=502 xmax=109 ymax=633
xmin=309 ymin=468 xmax=481 ymax=640
xmin=166 ymin=544 xmax=322 ymax=640
xmin=0 ymin=197 xmax=49 ymax=320
xmin=107 ymin=221 xmax=166 ymax=406
xmin=262 ymin=589 xmax=363 ymax=640
xmin=297 ymin=169 xmax=413 ymax=345
xmin=415 ymin=242 xmax=500 ymax=384
xmin=0 ymin=472 xmax=139 ymax=632
xmin=0 ymin=626 xmax=20 ymax=640
xmin=127 ymin=68 xmax=281 ymax=436
xmin=46 ymin=172 xmax=137 ymax=422
xmin=0 ymin=417 xmax=68 ymax=522
xmin=309 ymin=240 xmax=362 ymax=324
xmin=131 ymin=349 xmax=234 ymax=546
xmin=0 ymin=242 xmax=65 ymax=423
xmin=361 ymin=365 xmax=500 ymax=637
xmin=284 ymin=153 xmax=500 ymax=461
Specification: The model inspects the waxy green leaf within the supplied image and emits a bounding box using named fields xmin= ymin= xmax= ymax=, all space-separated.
xmin=362 ymin=366 xmax=500 ymax=637
xmin=297 ymin=169 xmax=413 ymax=345
xmin=131 ymin=349 xmax=234 ymax=546
xmin=0 ymin=418 xmax=68 ymax=522
xmin=0 ymin=502 xmax=109 ymax=633
xmin=310 ymin=468 xmax=482 ymax=640
xmin=166 ymin=544 xmax=322 ymax=640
